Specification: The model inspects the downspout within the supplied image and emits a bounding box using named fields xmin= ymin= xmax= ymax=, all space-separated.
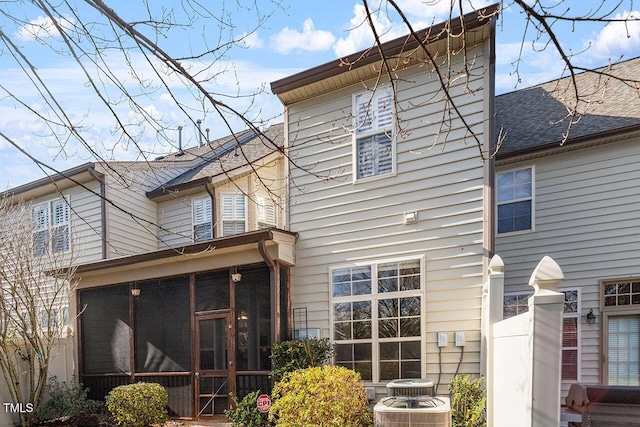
xmin=87 ymin=166 xmax=107 ymax=259
xmin=204 ymin=182 xmax=216 ymax=238
xmin=258 ymin=239 xmax=280 ymax=344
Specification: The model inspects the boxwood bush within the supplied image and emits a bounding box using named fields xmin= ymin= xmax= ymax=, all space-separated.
xmin=270 ymin=338 xmax=333 ymax=382
xmin=105 ymin=382 xmax=168 ymax=427
xmin=269 ymin=365 xmax=371 ymax=427
xmin=449 ymin=375 xmax=486 ymax=427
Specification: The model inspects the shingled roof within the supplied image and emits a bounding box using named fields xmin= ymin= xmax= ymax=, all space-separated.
xmin=496 ymin=57 xmax=640 ymax=158
xmin=147 ymin=123 xmax=283 ymax=198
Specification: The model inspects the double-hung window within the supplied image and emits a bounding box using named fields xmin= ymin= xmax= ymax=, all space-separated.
xmin=220 ymin=193 xmax=246 ymax=236
xmin=256 ymin=194 xmax=277 ymax=229
xmin=32 ymin=198 xmax=70 ymax=256
xmin=331 ymin=257 xmax=423 ymax=383
xmin=353 ymin=86 xmax=394 ymax=180
xmin=192 ymin=196 xmax=213 ymax=242
xmin=503 ymin=289 xmax=579 ymax=381
xmin=497 ymin=167 xmax=534 ymax=234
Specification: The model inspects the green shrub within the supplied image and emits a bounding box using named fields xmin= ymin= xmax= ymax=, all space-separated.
xmin=225 ymin=390 xmax=271 ymax=427
xmin=35 ymin=376 xmax=93 ymax=423
xmin=449 ymin=375 xmax=486 ymax=427
xmin=269 ymin=365 xmax=372 ymax=427
xmin=270 ymin=338 xmax=334 ymax=382
xmin=105 ymin=382 xmax=168 ymax=427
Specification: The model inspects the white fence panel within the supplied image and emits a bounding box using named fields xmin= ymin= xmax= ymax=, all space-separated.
xmin=486 ymin=255 xmax=564 ymax=427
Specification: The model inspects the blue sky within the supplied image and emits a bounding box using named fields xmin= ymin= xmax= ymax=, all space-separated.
xmin=1 ymin=0 xmax=639 ymax=189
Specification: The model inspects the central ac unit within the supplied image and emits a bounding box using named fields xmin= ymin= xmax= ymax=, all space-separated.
xmin=373 ymin=395 xmax=451 ymax=427
xmin=386 ymin=378 xmax=435 ymax=397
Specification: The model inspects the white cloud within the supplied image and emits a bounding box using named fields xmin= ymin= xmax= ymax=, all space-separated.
xmin=393 ymin=0 xmax=489 ymax=20
xmin=588 ymin=11 xmax=640 ymax=59
xmin=15 ymin=15 xmax=75 ymax=41
xmin=270 ymin=18 xmax=336 ymax=54
xmin=495 ymin=42 xmax=568 ymax=94
xmin=238 ymin=31 xmax=265 ymax=49
xmin=333 ymin=4 xmax=400 ymax=58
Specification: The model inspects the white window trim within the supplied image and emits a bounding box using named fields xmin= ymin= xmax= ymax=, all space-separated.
xmin=32 ymin=196 xmax=71 ymax=256
xmin=192 ymin=196 xmax=213 ymax=242
xmin=352 ymin=86 xmax=397 ymax=183
xmin=496 ymin=165 xmax=535 ymax=236
xmin=503 ymin=288 xmax=581 ymax=382
xmin=219 ymin=192 xmax=247 ymax=236
xmin=329 ymin=255 xmax=426 ymax=385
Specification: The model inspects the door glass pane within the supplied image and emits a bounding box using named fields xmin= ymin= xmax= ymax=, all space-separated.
xmin=608 ymin=315 xmax=640 ymax=386
xmin=199 ymin=318 xmax=227 ymax=371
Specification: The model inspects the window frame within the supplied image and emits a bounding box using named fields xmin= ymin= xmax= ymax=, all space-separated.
xmin=329 ymin=255 xmax=425 ymax=384
xmin=219 ymin=193 xmax=247 ymax=237
xmin=192 ymin=196 xmax=213 ymax=242
xmin=352 ymin=86 xmax=396 ymax=182
xmin=503 ymin=288 xmax=581 ymax=382
xmin=32 ymin=197 xmax=71 ymax=256
xmin=496 ymin=165 xmax=535 ymax=235
xmin=600 ymin=278 xmax=640 ymax=385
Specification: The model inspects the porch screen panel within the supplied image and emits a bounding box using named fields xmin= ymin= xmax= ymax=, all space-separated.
xmin=195 ymin=270 xmax=230 ymax=312
xmin=135 ymin=276 xmax=191 ymax=372
xmin=80 ymin=284 xmax=130 ymax=374
xmin=235 ymin=265 xmax=271 ymax=371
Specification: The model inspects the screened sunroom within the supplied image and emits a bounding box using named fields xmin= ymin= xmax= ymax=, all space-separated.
xmin=73 ymin=229 xmax=295 ymax=421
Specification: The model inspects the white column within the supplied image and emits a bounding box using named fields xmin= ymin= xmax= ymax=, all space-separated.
xmin=485 ymin=254 xmax=504 ymax=427
xmin=528 ymin=256 xmax=564 ymax=427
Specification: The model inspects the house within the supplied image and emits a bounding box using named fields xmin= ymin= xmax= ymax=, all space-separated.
xmin=5 ymin=3 xmax=637 ymax=423
xmin=2 ymin=124 xmax=296 ymax=421
xmin=494 ymin=57 xmax=640 ymax=393
xmin=270 ymin=5 xmax=500 ymax=399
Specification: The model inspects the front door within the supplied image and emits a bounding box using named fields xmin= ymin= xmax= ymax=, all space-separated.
xmin=196 ymin=313 xmax=234 ymax=417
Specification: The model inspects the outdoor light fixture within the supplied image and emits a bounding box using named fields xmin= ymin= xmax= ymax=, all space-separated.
xmin=231 ymin=267 xmax=242 ymax=283
xmin=585 ymin=309 xmax=597 ymax=324
xmin=131 ymin=283 xmax=140 ymax=297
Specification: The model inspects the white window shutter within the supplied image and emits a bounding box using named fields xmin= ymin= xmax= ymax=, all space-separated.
xmin=193 ymin=198 xmax=212 ymax=224
xmin=257 ymin=195 xmax=277 ymax=227
xmin=193 ymin=197 xmax=212 ymax=241
xmin=52 ymin=200 xmax=69 ymax=226
xmin=33 ymin=204 xmax=49 ymax=230
xmin=221 ymin=194 xmax=246 ymax=236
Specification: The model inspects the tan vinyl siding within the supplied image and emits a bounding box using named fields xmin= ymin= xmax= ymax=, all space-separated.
xmin=157 ymin=195 xmax=194 ymax=247
xmin=67 ymin=181 xmax=104 ymax=263
xmin=287 ymin=43 xmax=489 ymax=385
xmin=496 ymin=137 xmax=640 ymax=390
xmin=103 ymin=172 xmax=158 ymax=257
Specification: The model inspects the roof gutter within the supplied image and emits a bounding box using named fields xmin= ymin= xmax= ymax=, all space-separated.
xmin=496 ymin=122 xmax=640 ymax=163
xmin=2 ymin=162 xmax=95 ymax=198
